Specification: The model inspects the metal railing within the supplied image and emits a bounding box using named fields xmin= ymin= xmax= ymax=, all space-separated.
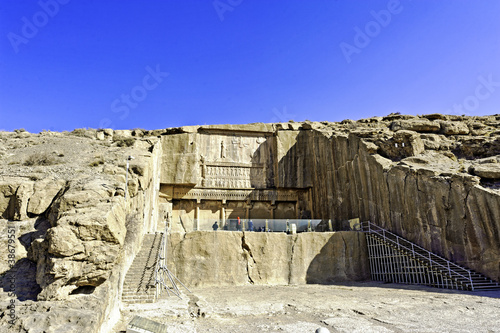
xmin=360 ymin=221 xmax=474 ymax=290
xmin=193 ymin=218 xmax=323 ymax=232
xmin=153 ymin=232 xmax=167 ymax=301
xmin=154 ymin=229 xmax=191 ymax=301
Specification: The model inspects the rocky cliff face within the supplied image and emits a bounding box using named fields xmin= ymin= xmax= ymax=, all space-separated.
xmin=157 ymin=114 xmax=499 ymax=281
xmin=0 ymin=114 xmax=499 ymax=332
xmin=167 ymin=231 xmax=369 ymax=287
xmin=274 ymin=114 xmax=500 ymax=281
xmin=0 ymin=129 xmax=162 ymax=332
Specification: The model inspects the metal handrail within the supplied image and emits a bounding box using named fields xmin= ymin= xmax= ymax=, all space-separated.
xmin=361 ymin=221 xmax=474 ymax=290
xmin=153 ymin=226 xmax=191 ymax=300
xmin=153 ymin=233 xmax=162 ymax=300
xmin=154 ymin=232 xmax=169 ymax=300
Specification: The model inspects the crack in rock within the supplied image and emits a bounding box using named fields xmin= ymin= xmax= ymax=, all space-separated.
xmin=241 ymin=233 xmax=258 ymax=284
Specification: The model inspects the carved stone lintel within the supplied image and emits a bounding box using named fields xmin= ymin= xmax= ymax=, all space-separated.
xmin=171 ymin=187 xmax=304 ymax=202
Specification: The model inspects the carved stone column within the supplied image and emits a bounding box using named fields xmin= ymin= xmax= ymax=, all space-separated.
xmin=221 ymin=199 xmax=226 ymax=228
xmin=270 ymin=200 xmax=276 ymax=220
xmin=308 ymin=188 xmax=314 ymax=219
xmin=195 ymin=198 xmax=201 ymax=231
xmin=245 ymin=199 xmax=252 ymax=220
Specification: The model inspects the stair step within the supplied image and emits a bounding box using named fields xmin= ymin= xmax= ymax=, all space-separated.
xmin=121 ymin=233 xmax=163 ymax=303
xmin=365 ymin=222 xmax=500 ymax=292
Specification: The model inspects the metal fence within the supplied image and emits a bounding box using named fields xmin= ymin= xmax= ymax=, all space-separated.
xmin=193 ymin=218 xmax=323 ymax=233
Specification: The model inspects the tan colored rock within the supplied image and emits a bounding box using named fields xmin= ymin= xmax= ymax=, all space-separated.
xmin=393 ymin=130 xmax=425 ymax=156
xmin=1 ymin=114 xmax=499 ymax=332
xmin=420 ymin=133 xmax=453 ymax=150
xmin=114 ymin=129 xmax=132 ymax=137
xmin=160 ymin=133 xmax=199 ymax=184
xmin=422 ymin=113 xmax=449 ymax=120
xmin=103 ymin=163 xmax=126 ymax=176
xmin=13 ymin=182 xmax=34 ymax=220
xmin=0 ymin=181 xmax=17 ymax=218
xmin=126 ymin=178 xmax=139 ymax=198
xmin=243 ymin=232 xmax=291 ymax=284
xmin=440 ymin=121 xmax=470 ymax=135
xmin=167 ymin=231 xmax=369 ymax=287
xmin=102 ymin=128 xmax=113 ymax=136
xmin=71 ymin=206 xmax=126 ymax=245
xmin=289 ymin=232 xmax=369 ymax=284
xmin=468 ymin=122 xmax=488 ymax=135
xmin=27 ymin=178 xmax=65 ymax=215
xmin=472 ymin=164 xmax=500 ymax=179
xmin=96 ymin=131 xmax=105 ymax=140
xmin=47 ymin=224 xmax=84 ymax=256
xmin=49 ymin=179 xmax=115 ymax=216
xmin=391 ymin=119 xmax=440 ymax=133
xmin=198 ymin=123 xmax=273 ymax=133
xmin=168 ymin=231 xmax=246 ymax=286
xmin=453 ymin=136 xmax=500 ymax=159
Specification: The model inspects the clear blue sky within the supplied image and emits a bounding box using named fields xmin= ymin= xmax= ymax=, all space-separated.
xmin=1 ymin=0 xmax=499 ymax=132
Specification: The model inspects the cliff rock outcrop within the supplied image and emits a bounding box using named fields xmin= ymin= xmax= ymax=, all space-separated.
xmin=1 ymin=130 xmax=162 ymax=332
xmin=273 ymin=114 xmax=500 ymax=281
xmin=0 ymin=113 xmax=499 ymax=332
xmin=167 ymin=231 xmax=369 ymax=286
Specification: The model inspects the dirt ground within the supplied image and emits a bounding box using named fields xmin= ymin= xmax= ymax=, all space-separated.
xmin=112 ymin=282 xmax=500 ymax=333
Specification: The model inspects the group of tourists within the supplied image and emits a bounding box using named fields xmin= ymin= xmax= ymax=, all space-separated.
xmin=212 ymin=217 xmax=272 ymax=232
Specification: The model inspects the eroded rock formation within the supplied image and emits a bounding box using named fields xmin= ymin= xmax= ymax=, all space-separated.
xmin=0 ymin=113 xmax=499 ymax=332
xmin=157 ymin=114 xmax=499 ymax=282
xmin=0 ymin=130 xmax=162 ymax=332
xmin=167 ymin=231 xmax=369 ymax=286
xmin=289 ymin=115 xmax=500 ymax=281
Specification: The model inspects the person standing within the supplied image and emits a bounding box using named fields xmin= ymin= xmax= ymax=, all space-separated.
xmin=212 ymin=221 xmax=218 ymax=231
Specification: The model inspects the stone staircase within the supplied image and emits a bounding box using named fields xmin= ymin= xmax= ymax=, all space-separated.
xmin=122 ymin=233 xmax=162 ymax=303
xmin=361 ymin=221 xmax=500 ymax=291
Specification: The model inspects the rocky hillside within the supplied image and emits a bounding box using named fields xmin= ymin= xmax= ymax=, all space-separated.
xmin=274 ymin=113 xmax=500 ymax=281
xmin=0 ymin=114 xmax=499 ymax=332
xmin=0 ymin=129 xmax=162 ymax=332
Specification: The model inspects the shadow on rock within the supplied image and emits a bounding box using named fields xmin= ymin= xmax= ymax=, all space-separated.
xmin=1 ymin=258 xmax=41 ymax=301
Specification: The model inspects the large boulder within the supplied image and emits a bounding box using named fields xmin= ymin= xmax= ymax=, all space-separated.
xmin=440 ymin=121 xmax=470 ymax=135
xmin=471 ymin=164 xmax=500 ymax=179
xmin=391 ymin=119 xmax=441 ymax=133
xmin=27 ymin=178 xmax=66 ymax=215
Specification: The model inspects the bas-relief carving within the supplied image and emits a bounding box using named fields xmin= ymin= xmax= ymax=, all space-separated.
xmin=171 ymin=187 xmax=305 ymax=202
xmin=194 ymin=133 xmax=275 ymax=191
xmin=220 ymin=141 xmax=226 ymax=159
xmin=200 ymin=163 xmax=266 ymax=189
xmin=165 ymin=132 xmax=310 ymax=218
